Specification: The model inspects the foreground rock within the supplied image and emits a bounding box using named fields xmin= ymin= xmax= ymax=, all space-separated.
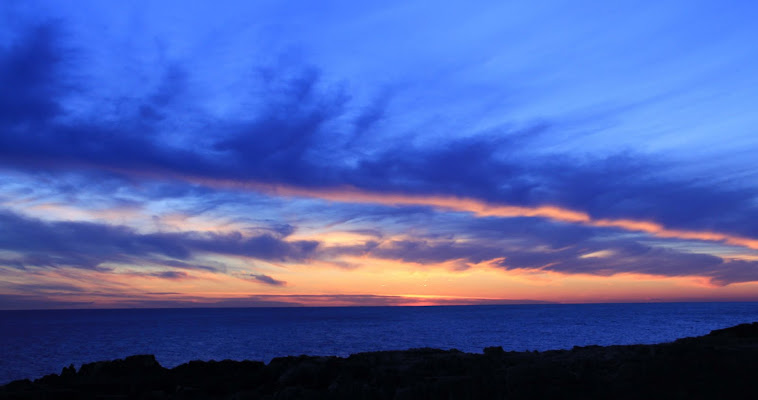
xmin=3 ymin=322 xmax=758 ymax=399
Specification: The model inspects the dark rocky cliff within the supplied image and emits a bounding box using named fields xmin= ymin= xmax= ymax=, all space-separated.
xmin=3 ymin=322 xmax=757 ymax=399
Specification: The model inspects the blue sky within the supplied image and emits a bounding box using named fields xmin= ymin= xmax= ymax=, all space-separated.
xmin=1 ymin=0 xmax=758 ymax=308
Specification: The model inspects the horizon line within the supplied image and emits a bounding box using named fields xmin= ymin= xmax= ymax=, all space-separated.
xmin=3 ymin=299 xmax=758 ymax=312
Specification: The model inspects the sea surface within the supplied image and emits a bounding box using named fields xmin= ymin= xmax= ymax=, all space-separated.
xmin=2 ymin=302 xmax=758 ymax=384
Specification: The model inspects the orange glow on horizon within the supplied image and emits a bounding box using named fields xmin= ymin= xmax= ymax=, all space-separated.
xmin=3 ymin=256 xmax=758 ymax=309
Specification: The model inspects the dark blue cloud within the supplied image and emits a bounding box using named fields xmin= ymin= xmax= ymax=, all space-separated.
xmin=0 ymin=22 xmax=69 ymax=125
xmin=532 ymin=153 xmax=758 ymax=237
xmin=247 ymin=273 xmax=287 ymax=286
xmin=146 ymin=270 xmax=189 ymax=280
xmin=1 ymin=19 xmax=757 ymax=245
xmin=0 ymin=210 xmax=319 ymax=271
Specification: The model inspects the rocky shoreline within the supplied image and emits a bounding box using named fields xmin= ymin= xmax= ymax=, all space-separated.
xmin=3 ymin=322 xmax=757 ymax=399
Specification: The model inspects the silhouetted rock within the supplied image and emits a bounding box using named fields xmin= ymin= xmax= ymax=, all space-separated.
xmin=705 ymin=321 xmax=758 ymax=338
xmin=3 ymin=322 xmax=758 ymax=399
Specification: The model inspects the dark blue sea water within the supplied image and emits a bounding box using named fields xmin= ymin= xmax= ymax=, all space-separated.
xmin=2 ymin=302 xmax=758 ymax=384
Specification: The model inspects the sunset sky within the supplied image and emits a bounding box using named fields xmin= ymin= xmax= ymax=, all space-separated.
xmin=2 ymin=0 xmax=758 ymax=309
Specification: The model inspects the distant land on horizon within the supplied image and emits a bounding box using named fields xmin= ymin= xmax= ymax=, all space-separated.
xmin=0 ymin=297 xmax=552 ymax=311
xmin=5 ymin=298 xmax=758 ymax=312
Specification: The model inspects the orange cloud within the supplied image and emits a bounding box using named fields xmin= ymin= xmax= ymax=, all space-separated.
xmin=182 ymin=178 xmax=758 ymax=251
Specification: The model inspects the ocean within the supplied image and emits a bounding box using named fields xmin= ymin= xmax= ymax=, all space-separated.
xmin=2 ymin=302 xmax=757 ymax=384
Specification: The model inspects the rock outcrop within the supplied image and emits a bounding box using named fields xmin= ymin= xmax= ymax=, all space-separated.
xmin=3 ymin=322 xmax=758 ymax=399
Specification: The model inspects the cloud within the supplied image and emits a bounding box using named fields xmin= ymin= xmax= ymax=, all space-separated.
xmin=0 ymin=22 xmax=69 ymax=125
xmin=146 ymin=270 xmax=190 ymax=280
xmin=0 ymin=210 xmax=318 ymax=270
xmin=531 ymin=153 xmax=758 ymax=238
xmin=247 ymin=273 xmax=287 ymax=286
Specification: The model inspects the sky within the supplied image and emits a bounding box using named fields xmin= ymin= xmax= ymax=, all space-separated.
xmin=1 ymin=0 xmax=758 ymax=309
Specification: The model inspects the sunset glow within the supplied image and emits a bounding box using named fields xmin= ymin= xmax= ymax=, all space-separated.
xmin=2 ymin=0 xmax=758 ymax=309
